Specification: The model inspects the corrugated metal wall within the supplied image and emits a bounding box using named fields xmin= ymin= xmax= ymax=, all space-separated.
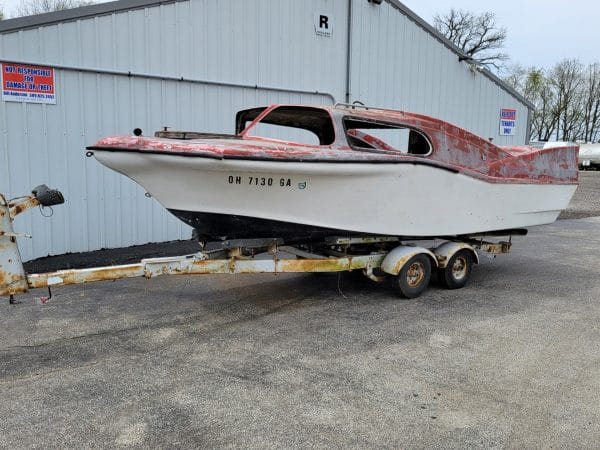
xmin=0 ymin=0 xmax=530 ymax=261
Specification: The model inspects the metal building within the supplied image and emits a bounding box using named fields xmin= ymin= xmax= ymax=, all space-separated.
xmin=0 ymin=0 xmax=532 ymax=261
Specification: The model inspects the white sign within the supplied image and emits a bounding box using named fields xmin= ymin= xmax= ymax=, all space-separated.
xmin=314 ymin=13 xmax=333 ymax=37
xmin=499 ymin=108 xmax=516 ymax=136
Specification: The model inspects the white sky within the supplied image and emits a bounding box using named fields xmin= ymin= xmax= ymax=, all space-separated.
xmin=402 ymin=0 xmax=600 ymax=69
xmin=1 ymin=0 xmax=598 ymax=69
xmin=0 ymin=0 xmax=112 ymax=17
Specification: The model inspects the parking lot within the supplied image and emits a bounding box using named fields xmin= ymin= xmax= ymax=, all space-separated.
xmin=1 ymin=173 xmax=599 ymax=448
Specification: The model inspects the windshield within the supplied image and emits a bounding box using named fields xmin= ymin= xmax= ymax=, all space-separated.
xmin=243 ymin=106 xmax=336 ymax=145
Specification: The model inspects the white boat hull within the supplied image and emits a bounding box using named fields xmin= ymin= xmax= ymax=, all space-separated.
xmin=94 ymin=151 xmax=578 ymax=238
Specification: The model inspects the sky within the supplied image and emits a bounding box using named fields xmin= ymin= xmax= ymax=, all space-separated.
xmin=1 ymin=0 xmax=598 ymax=69
xmin=402 ymin=0 xmax=600 ymax=69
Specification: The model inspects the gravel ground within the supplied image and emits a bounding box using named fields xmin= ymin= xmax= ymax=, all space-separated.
xmin=560 ymin=171 xmax=600 ymax=219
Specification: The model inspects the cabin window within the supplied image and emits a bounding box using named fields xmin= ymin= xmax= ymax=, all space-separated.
xmin=344 ymin=118 xmax=432 ymax=155
xmin=248 ymin=123 xmax=321 ymax=145
xmin=243 ymin=106 xmax=335 ymax=145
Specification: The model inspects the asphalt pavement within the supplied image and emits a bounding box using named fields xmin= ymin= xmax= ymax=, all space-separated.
xmin=1 ymin=173 xmax=599 ymax=448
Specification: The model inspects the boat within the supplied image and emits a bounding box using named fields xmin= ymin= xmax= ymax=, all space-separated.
xmin=87 ymin=104 xmax=579 ymax=243
xmin=536 ymin=141 xmax=600 ymax=170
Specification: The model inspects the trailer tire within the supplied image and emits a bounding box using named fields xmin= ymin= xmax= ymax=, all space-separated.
xmin=391 ymin=254 xmax=431 ymax=298
xmin=439 ymin=249 xmax=473 ymax=289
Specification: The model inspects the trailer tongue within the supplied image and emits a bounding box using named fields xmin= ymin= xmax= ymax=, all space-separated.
xmin=1 ymin=187 xmax=515 ymax=303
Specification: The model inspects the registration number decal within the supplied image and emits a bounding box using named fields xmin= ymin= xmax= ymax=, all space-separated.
xmin=227 ymin=175 xmax=307 ymax=190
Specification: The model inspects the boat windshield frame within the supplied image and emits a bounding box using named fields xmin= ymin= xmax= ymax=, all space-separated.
xmin=240 ymin=106 xmax=337 ymax=146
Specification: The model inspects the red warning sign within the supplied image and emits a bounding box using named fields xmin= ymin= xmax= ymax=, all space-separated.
xmin=1 ymin=62 xmax=56 ymax=104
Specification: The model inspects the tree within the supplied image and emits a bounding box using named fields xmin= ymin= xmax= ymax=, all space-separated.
xmin=504 ymin=60 xmax=600 ymax=143
xmin=433 ymin=9 xmax=508 ymax=71
xmin=505 ymin=64 xmax=559 ymax=141
xmin=551 ymin=59 xmax=584 ymax=141
xmin=16 ymin=0 xmax=94 ymax=16
xmin=531 ymin=72 xmax=560 ymax=141
xmin=581 ymin=63 xmax=600 ymax=143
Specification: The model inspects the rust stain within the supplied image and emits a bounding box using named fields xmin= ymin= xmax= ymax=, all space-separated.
xmin=278 ymin=258 xmax=350 ymax=272
xmin=188 ymin=260 xmax=229 ymax=273
xmin=27 ymin=264 xmax=143 ymax=289
xmin=0 ymin=271 xmax=28 ymax=296
xmin=391 ymin=254 xmax=416 ymax=274
xmin=77 ymin=266 xmax=141 ymax=283
xmin=9 ymin=197 xmax=40 ymax=218
xmin=476 ymin=241 xmax=512 ymax=254
xmin=10 ymin=204 xmax=26 ymax=216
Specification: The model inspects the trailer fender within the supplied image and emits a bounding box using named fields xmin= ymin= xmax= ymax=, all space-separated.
xmin=381 ymin=246 xmax=438 ymax=276
xmin=434 ymin=242 xmax=479 ymax=268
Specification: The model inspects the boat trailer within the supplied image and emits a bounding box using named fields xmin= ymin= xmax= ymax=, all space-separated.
xmin=1 ymin=186 xmax=515 ymax=303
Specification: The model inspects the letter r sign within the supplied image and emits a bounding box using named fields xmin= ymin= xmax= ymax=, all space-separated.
xmin=314 ymin=13 xmax=333 ymax=37
xmin=320 ymin=15 xmax=329 ymax=29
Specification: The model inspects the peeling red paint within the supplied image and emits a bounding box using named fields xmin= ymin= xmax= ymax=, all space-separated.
xmin=89 ymin=104 xmax=578 ymax=185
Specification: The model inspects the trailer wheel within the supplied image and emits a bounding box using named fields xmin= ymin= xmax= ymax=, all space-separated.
xmin=440 ymin=249 xmax=473 ymax=289
xmin=391 ymin=254 xmax=431 ymax=298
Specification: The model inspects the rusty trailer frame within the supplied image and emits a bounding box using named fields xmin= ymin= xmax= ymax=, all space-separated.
xmin=1 ymin=188 xmax=513 ymax=302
